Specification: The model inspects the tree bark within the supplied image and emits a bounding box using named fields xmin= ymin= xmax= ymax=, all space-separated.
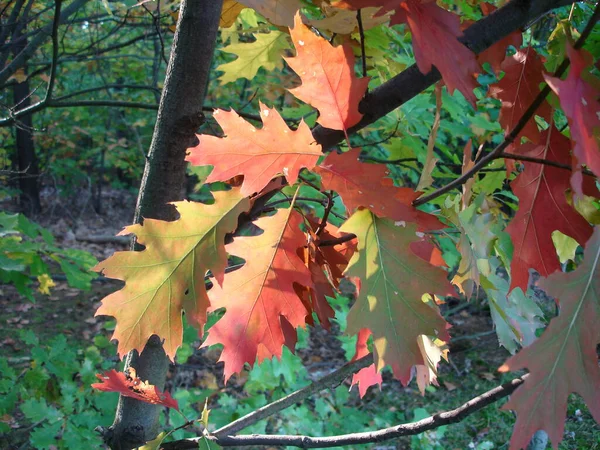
xmin=96 ymin=1 xmax=223 ymax=449
xmin=11 ymin=10 xmax=41 ymax=215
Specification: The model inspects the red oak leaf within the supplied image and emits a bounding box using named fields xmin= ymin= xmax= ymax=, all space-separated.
xmin=285 ymin=13 xmax=369 ymax=133
xmin=314 ymin=148 xmax=443 ymax=231
xmin=477 ymin=3 xmax=522 ymax=71
xmin=545 ymin=46 xmax=600 ymax=197
xmin=186 ymin=102 xmax=322 ymax=196
xmin=490 ymin=47 xmax=552 ymax=143
xmin=203 ymin=206 xmax=312 ymax=381
xmin=297 ymin=219 xmax=356 ymax=329
xmin=394 ymin=0 xmax=480 ymax=105
xmin=506 ymin=126 xmax=593 ymax=292
xmin=499 ymin=226 xmax=600 ymax=450
xmin=92 ymin=368 xmax=179 ymax=410
xmin=334 ymin=0 xmax=479 ymax=103
xmin=350 ymin=329 xmax=382 ymax=397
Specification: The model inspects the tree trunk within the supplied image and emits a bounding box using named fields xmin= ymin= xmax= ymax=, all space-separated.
xmin=12 ymin=25 xmax=41 ymax=215
xmin=96 ymin=1 xmax=223 ymax=449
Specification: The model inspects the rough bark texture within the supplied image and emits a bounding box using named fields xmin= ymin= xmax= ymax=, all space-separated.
xmin=97 ymin=1 xmax=223 ymax=449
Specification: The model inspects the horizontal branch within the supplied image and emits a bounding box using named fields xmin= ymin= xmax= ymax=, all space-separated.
xmin=163 ymin=375 xmax=528 ymax=449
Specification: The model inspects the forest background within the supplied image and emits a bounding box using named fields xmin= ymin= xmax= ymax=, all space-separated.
xmin=0 ymin=0 xmax=599 ymax=449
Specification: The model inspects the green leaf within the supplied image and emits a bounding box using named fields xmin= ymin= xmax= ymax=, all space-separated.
xmin=218 ymin=31 xmax=289 ymax=84
xmin=340 ymin=210 xmax=454 ymax=384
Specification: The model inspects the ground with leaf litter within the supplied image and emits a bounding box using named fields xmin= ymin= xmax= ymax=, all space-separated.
xmin=0 ymin=190 xmax=598 ymax=449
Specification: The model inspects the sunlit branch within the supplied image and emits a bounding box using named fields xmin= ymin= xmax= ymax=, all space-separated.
xmin=162 ymin=374 xmax=528 ymax=449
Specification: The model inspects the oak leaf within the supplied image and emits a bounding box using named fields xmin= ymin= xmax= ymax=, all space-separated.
xmin=490 ymin=47 xmax=552 ymax=143
xmin=499 ymin=226 xmax=600 ymax=450
xmin=92 ymin=368 xmax=179 ymax=410
xmin=203 ymin=206 xmax=312 ymax=381
xmin=217 ymin=31 xmax=289 ymax=84
xmin=476 ymin=3 xmax=522 ymax=71
xmin=545 ymin=46 xmax=600 ymax=197
xmin=340 ymin=210 xmax=455 ymax=384
xmin=506 ymin=126 xmax=593 ymax=292
xmin=238 ymin=0 xmax=302 ymax=27
xmin=350 ymin=329 xmax=382 ymax=397
xmin=314 ymin=148 xmax=443 ymax=230
xmin=482 ymin=259 xmax=544 ymax=354
xmin=220 ymin=0 xmax=245 ymax=27
xmin=309 ymin=5 xmax=391 ymax=35
xmin=394 ymin=0 xmax=480 ymax=105
xmin=335 ymin=0 xmax=480 ymax=104
xmin=186 ymin=102 xmax=322 ymax=197
xmin=94 ymin=190 xmax=250 ymax=359
xmin=285 ymin=13 xmax=369 ymax=133
xmin=415 ymin=335 xmax=448 ymax=395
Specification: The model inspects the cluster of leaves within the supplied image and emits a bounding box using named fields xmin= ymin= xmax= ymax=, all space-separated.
xmin=93 ymin=1 xmax=600 ymax=448
xmin=0 ymin=332 xmax=117 ymax=449
xmin=0 ymin=212 xmax=97 ymax=299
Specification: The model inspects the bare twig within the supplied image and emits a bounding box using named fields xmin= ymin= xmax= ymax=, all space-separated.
xmin=356 ymin=9 xmax=367 ymax=79
xmin=162 ymin=375 xmax=528 ymax=449
xmin=207 ymin=355 xmax=373 ymax=439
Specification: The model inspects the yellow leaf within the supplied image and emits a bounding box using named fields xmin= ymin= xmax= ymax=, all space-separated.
xmin=137 ymin=432 xmax=167 ymax=450
xmin=217 ymin=30 xmax=289 ymax=84
xmin=8 ymin=68 xmax=27 ymax=83
xmin=37 ymin=274 xmax=55 ymax=295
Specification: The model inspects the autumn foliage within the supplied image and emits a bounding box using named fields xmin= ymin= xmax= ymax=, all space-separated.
xmin=93 ymin=1 xmax=600 ymax=448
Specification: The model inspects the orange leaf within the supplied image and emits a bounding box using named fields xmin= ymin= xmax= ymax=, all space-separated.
xmin=92 ymin=368 xmax=179 ymax=410
xmin=285 ymin=13 xmax=369 ymax=133
xmin=506 ymin=126 xmax=592 ymax=292
xmin=186 ymin=103 xmax=322 ymax=196
xmin=203 ymin=206 xmax=312 ymax=381
xmin=94 ymin=190 xmax=250 ymax=359
xmin=350 ymin=329 xmax=382 ymax=397
xmin=314 ymin=148 xmax=443 ymax=230
xmin=545 ymin=46 xmax=600 ymax=197
xmin=499 ymin=226 xmax=600 ymax=450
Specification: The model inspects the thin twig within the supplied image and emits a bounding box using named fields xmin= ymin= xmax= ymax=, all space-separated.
xmin=214 ymin=355 xmax=373 ymax=437
xmin=501 ymin=151 xmax=596 ymax=177
xmin=356 ymin=9 xmax=367 ymax=79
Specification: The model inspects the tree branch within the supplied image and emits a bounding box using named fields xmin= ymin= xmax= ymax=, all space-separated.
xmin=0 ymin=0 xmax=90 ymax=87
xmin=501 ymin=151 xmax=597 ymax=177
xmin=162 ymin=374 xmax=528 ymax=449
xmin=212 ymin=354 xmax=374 ymax=438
